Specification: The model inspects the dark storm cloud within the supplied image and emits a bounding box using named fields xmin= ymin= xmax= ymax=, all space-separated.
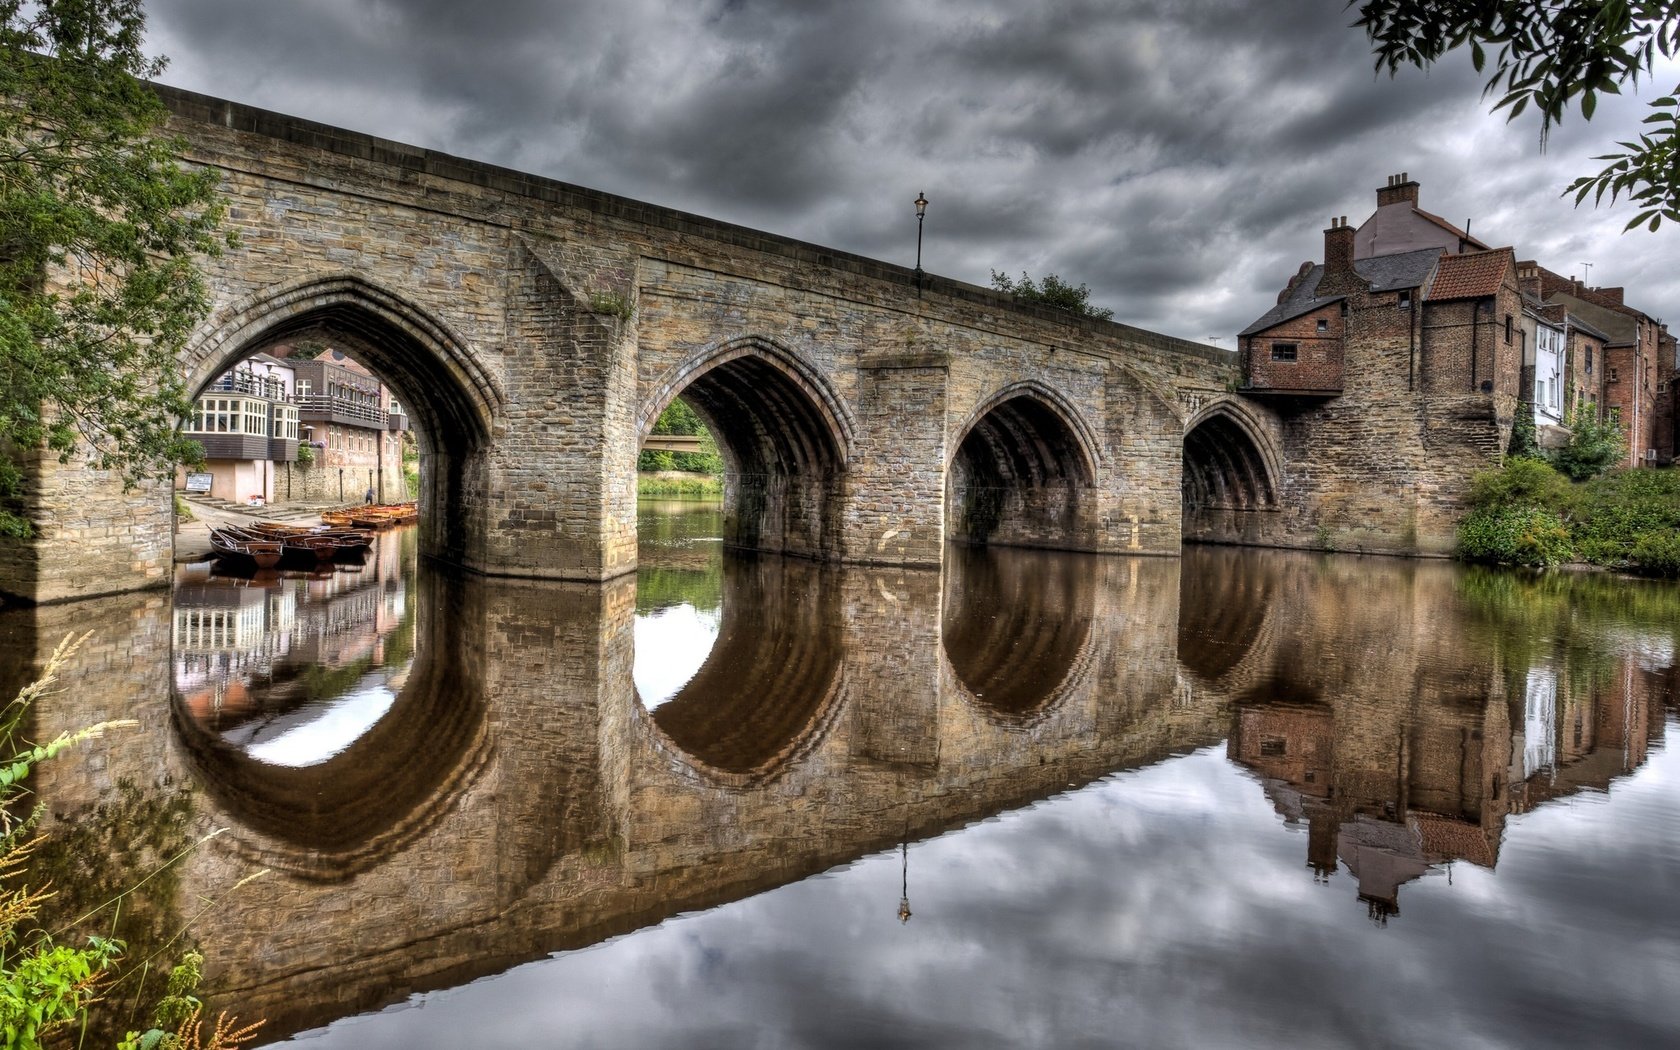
xmin=145 ymin=0 xmax=1677 ymax=344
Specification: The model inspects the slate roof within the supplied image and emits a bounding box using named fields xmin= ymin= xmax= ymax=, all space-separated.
xmin=1426 ymin=247 xmax=1514 ymax=301
xmin=1546 ymin=292 xmax=1636 ymax=345
xmin=1240 ymin=248 xmax=1441 ymax=337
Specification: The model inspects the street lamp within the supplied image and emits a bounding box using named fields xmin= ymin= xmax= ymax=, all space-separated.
xmin=913 ymin=191 xmax=928 ymax=296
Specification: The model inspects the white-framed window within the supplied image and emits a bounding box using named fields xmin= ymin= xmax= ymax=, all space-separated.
xmin=273 ymin=404 xmax=299 ymax=440
xmin=191 ymin=396 xmax=269 ymax=435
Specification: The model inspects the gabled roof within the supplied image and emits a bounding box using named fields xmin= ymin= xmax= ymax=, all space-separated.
xmin=1426 ymin=247 xmax=1514 ymax=301
xmin=1413 ymin=206 xmax=1490 ymax=251
xmin=1239 ymin=248 xmax=1442 ymax=337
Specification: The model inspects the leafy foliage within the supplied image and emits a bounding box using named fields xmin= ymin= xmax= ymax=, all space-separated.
xmin=1458 ymin=456 xmax=1680 ymax=571
xmin=1457 ymin=504 xmax=1575 ymax=566
xmin=1554 ymin=406 xmax=1626 ymax=479
xmin=0 ymin=0 xmax=230 ymax=537
xmin=1571 ymin=466 xmax=1680 ymax=566
xmin=989 ymin=270 xmax=1115 ymax=321
xmin=638 ymin=398 xmax=722 ymax=476
xmin=1349 ymin=0 xmax=1680 ymax=227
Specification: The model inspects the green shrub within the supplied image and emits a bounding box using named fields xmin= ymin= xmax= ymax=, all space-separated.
xmin=1631 ymin=530 xmax=1680 ymax=577
xmin=1555 ymin=409 xmax=1626 ymax=480
xmin=1571 ymin=468 xmax=1680 ymax=565
xmin=1468 ymin=457 xmax=1573 ymax=513
xmin=1457 ymin=505 xmax=1575 ymax=567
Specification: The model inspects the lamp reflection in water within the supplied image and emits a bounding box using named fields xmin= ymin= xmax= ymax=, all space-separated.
xmin=898 ymin=840 xmax=912 ymax=925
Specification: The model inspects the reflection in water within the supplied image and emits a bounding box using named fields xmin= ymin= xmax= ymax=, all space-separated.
xmin=942 ymin=544 xmax=1095 ymax=724
xmin=636 ymin=501 xmax=843 ymax=781
xmin=170 ymin=528 xmax=493 ymax=876
xmin=0 ymin=522 xmax=1674 ymax=1046
xmin=634 ymin=501 xmax=723 ymax=707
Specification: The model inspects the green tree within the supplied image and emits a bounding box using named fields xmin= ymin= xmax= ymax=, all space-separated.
xmin=1350 ymin=0 xmax=1680 ymax=230
xmin=1554 ymin=405 xmax=1626 ymax=479
xmin=1 ymin=0 xmax=229 ymax=537
xmin=989 ymin=270 xmax=1115 ymax=321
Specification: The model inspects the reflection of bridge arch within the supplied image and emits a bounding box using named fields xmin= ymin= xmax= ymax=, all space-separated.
xmin=183 ymin=274 xmax=503 ymax=562
xmin=942 ymin=545 xmax=1098 ymax=728
xmin=170 ymin=571 xmax=493 ymax=882
xmin=636 ymin=555 xmax=846 ymax=788
xmin=1176 ymin=545 xmax=1283 ymax=693
xmin=640 ymin=336 xmax=853 ymax=559
xmin=946 ymin=382 xmax=1100 ymax=550
xmin=1182 ymin=400 xmax=1282 ymax=543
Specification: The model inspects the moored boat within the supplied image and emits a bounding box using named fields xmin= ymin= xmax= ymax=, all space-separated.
xmin=209 ymin=528 xmax=284 ymax=571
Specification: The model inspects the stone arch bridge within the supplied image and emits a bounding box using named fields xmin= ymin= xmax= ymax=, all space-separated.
xmin=1 ymin=86 xmax=1288 ymax=604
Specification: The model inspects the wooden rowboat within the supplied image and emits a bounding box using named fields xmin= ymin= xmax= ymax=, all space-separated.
xmin=209 ymin=528 xmax=284 ymax=571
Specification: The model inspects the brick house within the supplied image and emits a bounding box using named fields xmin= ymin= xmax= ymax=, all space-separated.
xmin=1518 ymin=264 xmax=1671 ymax=467
xmin=1236 ymin=198 xmax=1523 ymax=554
xmin=1355 ymin=172 xmax=1491 ymax=260
xmin=180 ymin=348 xmax=410 ymax=506
xmin=285 ymin=350 xmax=410 ymax=503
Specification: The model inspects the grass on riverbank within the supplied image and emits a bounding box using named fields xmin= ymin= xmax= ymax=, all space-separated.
xmin=1457 ymin=458 xmax=1680 ymax=574
xmin=638 ymin=473 xmax=721 ymax=499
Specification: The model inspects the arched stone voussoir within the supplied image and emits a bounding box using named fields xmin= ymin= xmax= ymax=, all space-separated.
xmin=949 ymin=380 xmax=1104 ymax=485
xmin=1183 ymin=397 xmax=1284 ymax=505
xmin=639 ymin=335 xmax=856 ymax=465
xmin=184 ymin=273 xmax=505 ymax=445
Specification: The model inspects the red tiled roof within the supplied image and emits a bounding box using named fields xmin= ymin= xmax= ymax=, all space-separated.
xmin=1426 ymin=247 xmax=1514 ymax=301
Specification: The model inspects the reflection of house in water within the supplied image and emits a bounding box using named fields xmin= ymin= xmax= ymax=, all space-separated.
xmin=1510 ymin=636 xmax=1672 ymax=814
xmin=1230 ymin=645 xmax=1668 ymax=921
xmin=172 ymin=532 xmax=415 ymax=733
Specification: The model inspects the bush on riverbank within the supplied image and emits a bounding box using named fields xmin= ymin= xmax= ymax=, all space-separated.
xmin=638 ymin=473 xmax=722 ymax=499
xmin=1458 ymin=458 xmax=1680 ymax=575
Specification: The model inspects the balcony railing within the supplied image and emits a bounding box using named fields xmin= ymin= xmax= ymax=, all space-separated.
xmin=209 ymin=372 xmax=287 ymax=400
xmin=296 ymin=393 xmax=388 ymax=428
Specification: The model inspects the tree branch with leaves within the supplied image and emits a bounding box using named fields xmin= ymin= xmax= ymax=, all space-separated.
xmin=1 ymin=0 xmax=231 ymax=537
xmin=1349 ymin=0 xmax=1680 ymax=229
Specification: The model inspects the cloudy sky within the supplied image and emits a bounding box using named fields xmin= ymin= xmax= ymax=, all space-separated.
xmin=143 ymin=0 xmax=1679 ymax=345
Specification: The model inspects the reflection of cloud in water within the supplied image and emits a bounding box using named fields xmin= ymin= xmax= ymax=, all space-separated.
xmin=231 ymin=682 xmax=397 ymax=767
xmin=634 ymin=604 xmax=721 ymax=709
xmin=282 ymin=732 xmax=1680 ymax=1049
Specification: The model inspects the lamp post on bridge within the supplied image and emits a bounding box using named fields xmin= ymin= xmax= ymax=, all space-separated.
xmin=913 ymin=191 xmax=928 ymax=297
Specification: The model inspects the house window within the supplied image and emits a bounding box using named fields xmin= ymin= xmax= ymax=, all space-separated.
xmin=1505 ymin=314 xmax=1514 ymax=343
xmin=1398 ymin=291 xmax=1411 ymax=310
xmin=1609 ymin=367 xmax=1619 ymax=383
xmin=1316 ymin=318 xmax=1328 ymax=334
xmin=1585 ymin=345 xmax=1593 ymax=374
xmin=297 ymin=380 xmax=311 ymax=398
xmin=1260 ymin=739 xmax=1287 ymax=757
xmin=1271 ymin=343 xmax=1298 ymax=362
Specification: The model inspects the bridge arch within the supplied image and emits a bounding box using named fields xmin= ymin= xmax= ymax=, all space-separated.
xmin=186 ymin=274 xmax=502 ymax=447
xmin=183 ymin=274 xmax=503 ymax=563
xmin=945 ymin=382 xmax=1101 ymax=550
xmin=1182 ymin=398 xmax=1282 ymax=544
xmin=640 ymin=336 xmax=852 ymax=559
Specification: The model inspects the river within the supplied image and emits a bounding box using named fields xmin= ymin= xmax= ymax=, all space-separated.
xmin=2 ymin=499 xmax=1676 ymax=1048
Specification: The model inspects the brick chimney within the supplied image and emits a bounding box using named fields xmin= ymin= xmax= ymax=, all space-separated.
xmin=1319 ymin=215 xmax=1362 ymax=296
xmin=1376 ymin=171 xmax=1419 ymax=208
